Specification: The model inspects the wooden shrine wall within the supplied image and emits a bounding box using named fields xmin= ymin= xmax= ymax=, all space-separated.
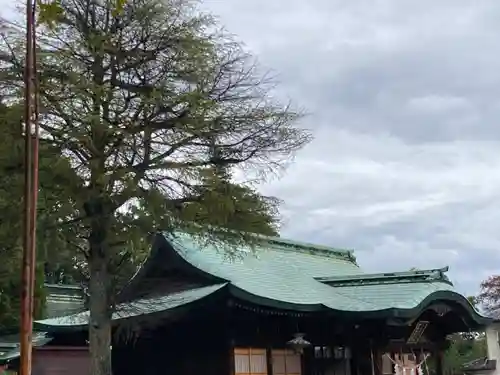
xmin=32 ymin=347 xmax=89 ymax=375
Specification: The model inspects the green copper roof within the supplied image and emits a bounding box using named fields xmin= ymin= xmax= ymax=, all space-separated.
xmin=169 ymin=234 xmax=371 ymax=310
xmin=34 ymin=283 xmax=226 ymax=330
xmin=326 ymin=280 xmax=455 ymax=310
xmin=166 ymin=233 xmax=487 ymax=321
xmin=35 ymin=233 xmax=490 ymax=329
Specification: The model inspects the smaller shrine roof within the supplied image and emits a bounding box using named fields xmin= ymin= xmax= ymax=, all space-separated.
xmin=35 ymin=283 xmax=226 ymax=330
xmin=0 ymin=332 xmax=52 ymax=365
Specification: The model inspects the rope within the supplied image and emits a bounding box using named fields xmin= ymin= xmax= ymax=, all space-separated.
xmin=384 ymin=352 xmax=430 ymax=368
xmin=422 ymin=349 xmax=430 ymax=375
xmin=384 ymin=352 xmax=430 ymax=375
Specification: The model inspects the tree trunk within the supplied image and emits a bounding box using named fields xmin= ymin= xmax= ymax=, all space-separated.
xmin=88 ymin=216 xmax=112 ymax=375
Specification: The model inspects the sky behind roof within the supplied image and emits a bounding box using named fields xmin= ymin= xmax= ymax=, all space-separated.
xmin=198 ymin=0 xmax=500 ymax=297
xmin=2 ymin=0 xmax=500 ymax=297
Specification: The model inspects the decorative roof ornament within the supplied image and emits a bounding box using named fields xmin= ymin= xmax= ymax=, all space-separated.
xmin=287 ymin=333 xmax=311 ymax=354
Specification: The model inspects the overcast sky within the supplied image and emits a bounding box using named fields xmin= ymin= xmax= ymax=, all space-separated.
xmin=199 ymin=0 xmax=500 ymax=296
xmin=2 ymin=0 xmax=500 ymax=296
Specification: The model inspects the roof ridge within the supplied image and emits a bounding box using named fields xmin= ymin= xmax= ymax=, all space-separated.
xmin=317 ymin=267 xmax=453 ymax=286
xmin=255 ymin=235 xmax=357 ymax=263
xmin=166 ymin=231 xmax=358 ymax=263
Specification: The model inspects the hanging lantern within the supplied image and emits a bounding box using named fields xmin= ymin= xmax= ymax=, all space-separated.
xmin=287 ymin=333 xmax=311 ymax=354
xmin=333 ymin=346 xmax=344 ymax=359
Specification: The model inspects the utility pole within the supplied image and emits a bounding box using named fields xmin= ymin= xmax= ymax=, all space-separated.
xmin=19 ymin=0 xmax=39 ymax=373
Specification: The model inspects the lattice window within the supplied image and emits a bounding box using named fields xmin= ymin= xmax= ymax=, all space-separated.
xmin=272 ymin=349 xmax=302 ymax=375
xmin=234 ymin=348 xmax=268 ymax=375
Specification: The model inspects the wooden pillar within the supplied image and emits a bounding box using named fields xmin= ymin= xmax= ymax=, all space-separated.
xmin=266 ymin=348 xmax=273 ymax=375
xmin=374 ymin=348 xmax=383 ymax=375
xmin=226 ymin=301 xmax=236 ymax=375
xmin=434 ymin=349 xmax=444 ymax=375
xmin=345 ymin=347 xmax=352 ymax=375
xmin=349 ymin=346 xmax=358 ymax=375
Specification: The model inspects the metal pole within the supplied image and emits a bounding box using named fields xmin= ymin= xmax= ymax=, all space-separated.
xmin=20 ymin=0 xmax=36 ymax=373
xmin=29 ymin=0 xmax=40 ymax=334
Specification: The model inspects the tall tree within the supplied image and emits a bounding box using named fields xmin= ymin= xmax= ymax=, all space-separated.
xmin=0 ymin=0 xmax=310 ymax=374
xmin=0 ymin=101 xmax=79 ymax=328
xmin=441 ymin=334 xmax=486 ymax=374
xmin=477 ymin=275 xmax=500 ymax=318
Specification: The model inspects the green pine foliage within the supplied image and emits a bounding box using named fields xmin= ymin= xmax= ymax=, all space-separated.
xmin=0 ymin=0 xmax=310 ymax=373
xmin=0 ymin=102 xmax=81 ymax=328
xmin=442 ymin=334 xmax=486 ymax=374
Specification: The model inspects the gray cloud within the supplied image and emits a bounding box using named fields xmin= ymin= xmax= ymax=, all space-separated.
xmin=262 ymin=131 xmax=500 ymax=296
xmin=2 ymin=0 xmax=499 ymax=297
xmin=206 ymin=0 xmax=500 ymax=142
xmin=202 ymin=0 xmax=500 ymax=296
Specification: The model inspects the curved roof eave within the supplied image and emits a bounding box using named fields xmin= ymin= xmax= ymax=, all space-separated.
xmin=227 ymin=285 xmax=492 ymax=326
xmin=390 ymin=290 xmax=492 ymax=326
xmin=227 ymin=284 xmax=326 ymax=313
xmin=34 ymin=283 xmax=229 ymax=333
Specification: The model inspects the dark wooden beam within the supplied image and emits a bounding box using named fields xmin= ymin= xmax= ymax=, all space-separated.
xmin=434 ymin=348 xmax=444 ymax=375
